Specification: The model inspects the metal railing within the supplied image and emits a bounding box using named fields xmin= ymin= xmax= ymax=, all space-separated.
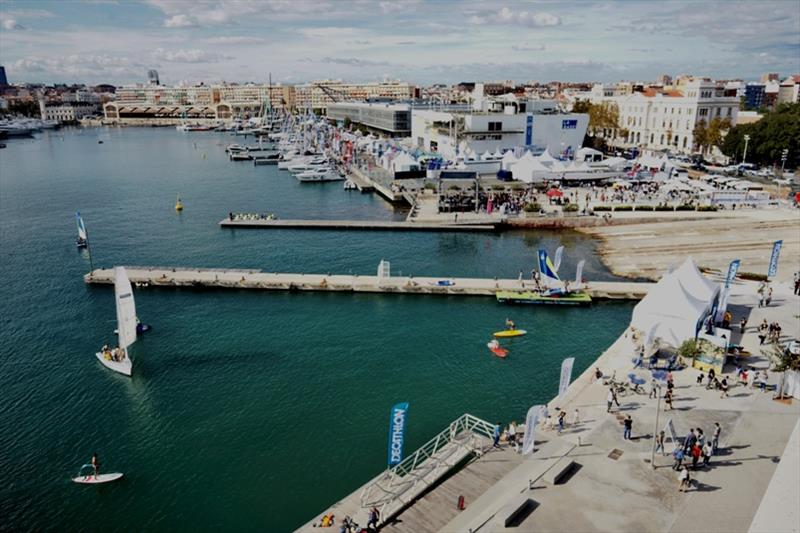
xmin=360 ymin=413 xmax=495 ymax=521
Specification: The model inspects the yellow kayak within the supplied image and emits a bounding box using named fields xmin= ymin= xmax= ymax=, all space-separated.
xmin=494 ymin=329 xmax=527 ymax=338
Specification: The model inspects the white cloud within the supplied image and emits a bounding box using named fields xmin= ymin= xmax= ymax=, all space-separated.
xmin=11 ymin=54 xmax=146 ymax=79
xmin=379 ymin=0 xmax=421 ymax=14
xmin=2 ymin=19 xmax=25 ymax=30
xmin=299 ymin=26 xmax=359 ymax=39
xmin=512 ymin=43 xmax=546 ymax=52
xmin=205 ymin=36 xmax=265 ymax=45
xmin=163 ymin=15 xmax=197 ymax=28
xmin=151 ymin=48 xmax=232 ymax=63
xmin=469 ymin=7 xmax=561 ymax=28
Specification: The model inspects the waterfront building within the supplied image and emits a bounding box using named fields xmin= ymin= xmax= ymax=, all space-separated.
xmin=760 ymin=72 xmax=780 ymax=83
xmin=744 ymin=83 xmax=766 ymax=110
xmin=589 ymin=77 xmax=739 ymax=154
xmin=777 ymin=75 xmax=800 ymax=104
xmin=294 ymin=80 xmax=414 ymax=112
xmin=40 ymin=101 xmax=96 ymax=123
xmin=326 ymin=102 xmax=410 ymax=136
xmin=410 ymin=85 xmax=587 ymax=159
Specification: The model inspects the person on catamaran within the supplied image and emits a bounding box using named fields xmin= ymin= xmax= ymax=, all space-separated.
xmin=505 ymin=318 xmax=516 ymax=330
xmin=91 ymin=452 xmax=100 ymax=477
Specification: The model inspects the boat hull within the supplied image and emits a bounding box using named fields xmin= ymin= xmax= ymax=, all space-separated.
xmin=496 ymin=291 xmax=592 ymax=305
xmin=493 ymin=329 xmax=527 ymax=338
xmin=95 ymin=352 xmax=132 ymax=376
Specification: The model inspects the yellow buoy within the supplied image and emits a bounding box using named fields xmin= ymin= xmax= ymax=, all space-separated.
xmin=175 ymin=195 xmax=183 ymax=212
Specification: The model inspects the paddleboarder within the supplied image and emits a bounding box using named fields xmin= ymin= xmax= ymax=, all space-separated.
xmin=505 ymin=318 xmax=516 ymax=330
xmin=91 ymin=452 xmax=100 ymax=477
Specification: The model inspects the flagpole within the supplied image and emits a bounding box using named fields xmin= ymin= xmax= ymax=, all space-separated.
xmin=651 ymin=384 xmax=661 ymax=469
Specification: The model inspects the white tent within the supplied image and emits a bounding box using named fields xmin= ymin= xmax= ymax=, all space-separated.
xmin=576 ymin=147 xmax=603 ymax=162
xmin=603 ymin=156 xmax=628 ymax=170
xmin=537 ymin=148 xmax=556 ymax=164
xmin=391 ymin=152 xmax=418 ymax=172
xmin=510 ymin=158 xmax=549 ymax=183
xmin=480 ymin=149 xmax=494 ymax=160
xmin=631 ymin=271 xmax=711 ymax=348
xmin=564 ymin=161 xmax=581 ymax=172
xmin=672 ymin=257 xmax=720 ymax=304
xmin=501 ymin=150 xmax=518 ymax=170
xmin=492 ymin=147 xmax=504 ymax=159
xmin=550 ymin=160 xmax=567 ymax=172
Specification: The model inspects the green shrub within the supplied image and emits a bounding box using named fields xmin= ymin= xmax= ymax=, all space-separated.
xmin=614 ymin=205 xmax=633 ymax=211
xmin=593 ymin=205 xmax=612 ymax=211
xmin=524 ymin=202 xmax=542 ymax=213
xmin=635 ymin=205 xmax=655 ymax=211
xmin=655 ymin=205 xmax=674 ymax=211
xmin=563 ymin=203 xmax=579 ymax=212
xmin=492 ymin=185 xmax=505 ymax=191
xmin=696 ymin=205 xmax=718 ymax=211
xmin=448 ymin=185 xmax=461 ymax=191
xmin=675 ymin=204 xmax=695 ymax=211
xmin=423 ymin=182 xmax=437 ymax=190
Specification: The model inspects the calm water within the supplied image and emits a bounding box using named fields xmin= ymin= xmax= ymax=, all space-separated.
xmin=0 ymin=128 xmax=633 ymax=531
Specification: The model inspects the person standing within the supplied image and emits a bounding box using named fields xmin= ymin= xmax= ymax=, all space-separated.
xmin=623 ymin=415 xmax=632 ymax=440
xmin=690 ymin=443 xmax=702 ymax=469
xmin=91 ymin=452 xmax=100 ymax=477
xmin=367 ymin=507 xmax=380 ymax=530
xmin=712 ymin=423 xmax=722 ymax=454
xmin=720 ymin=377 xmax=729 ymax=398
xmin=672 ymin=447 xmax=685 ymax=471
xmin=655 ymin=430 xmax=666 ymax=455
xmin=493 ymin=423 xmax=501 ymax=448
xmin=573 ymin=408 xmax=581 ymax=425
xmin=665 ymin=389 xmax=674 ymax=411
xmin=649 ymin=378 xmax=659 ymax=399
xmin=683 ymin=429 xmax=696 ymax=453
xmin=706 ymin=367 xmax=716 ymax=389
xmin=557 ymin=411 xmax=566 ymax=434
xmin=702 ymin=442 xmax=713 ymax=467
xmin=740 ymin=317 xmax=748 ymax=333
xmin=607 ymin=387 xmax=616 ymax=413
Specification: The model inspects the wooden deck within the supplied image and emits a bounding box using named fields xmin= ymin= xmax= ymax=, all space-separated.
xmin=83 ymin=267 xmax=653 ymax=301
xmin=219 ymin=218 xmax=497 ymax=232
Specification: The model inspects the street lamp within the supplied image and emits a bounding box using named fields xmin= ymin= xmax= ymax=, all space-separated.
xmin=781 ymin=148 xmax=789 ymax=174
xmin=742 ymin=134 xmax=750 ymax=164
xmin=651 ymin=383 xmax=662 ymax=469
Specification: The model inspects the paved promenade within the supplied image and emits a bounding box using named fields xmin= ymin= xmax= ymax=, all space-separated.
xmin=441 ymin=279 xmax=799 ymax=532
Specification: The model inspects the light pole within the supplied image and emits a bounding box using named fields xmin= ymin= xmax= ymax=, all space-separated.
xmin=650 ymin=383 xmax=662 ymax=469
xmin=742 ymin=134 xmax=750 ymax=164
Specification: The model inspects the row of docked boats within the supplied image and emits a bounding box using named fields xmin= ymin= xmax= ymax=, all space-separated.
xmin=1 ymin=117 xmax=60 ymax=137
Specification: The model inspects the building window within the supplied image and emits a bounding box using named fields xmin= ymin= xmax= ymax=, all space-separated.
xmin=488 ymin=121 xmax=502 ymax=131
xmin=699 ymin=108 xmax=708 ymax=116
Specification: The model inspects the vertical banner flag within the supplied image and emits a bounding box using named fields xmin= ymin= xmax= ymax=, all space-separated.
xmin=558 ymin=357 xmax=576 ymax=401
xmin=521 ymin=404 xmax=544 ymax=455
xmin=714 ymin=259 xmax=741 ymax=323
xmin=388 ymin=402 xmax=409 ymax=467
xmin=574 ymin=259 xmax=585 ymax=286
xmin=768 ymin=240 xmax=783 ymax=278
xmin=665 ymin=419 xmax=679 ymax=450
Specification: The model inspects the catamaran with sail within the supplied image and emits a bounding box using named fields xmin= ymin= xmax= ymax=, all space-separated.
xmin=96 ymin=267 xmax=138 ymax=376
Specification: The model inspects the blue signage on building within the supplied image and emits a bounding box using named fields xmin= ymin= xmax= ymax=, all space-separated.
xmin=561 ymin=119 xmax=578 ymax=130
xmin=388 ymin=402 xmax=409 ymax=466
xmin=525 ymin=114 xmax=533 ymax=146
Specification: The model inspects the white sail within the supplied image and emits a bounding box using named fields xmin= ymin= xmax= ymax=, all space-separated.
xmin=76 ymin=212 xmax=87 ymax=241
xmin=114 ymin=267 xmax=137 ymax=352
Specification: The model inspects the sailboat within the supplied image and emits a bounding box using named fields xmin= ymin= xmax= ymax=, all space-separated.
xmin=76 ymin=212 xmax=88 ymax=248
xmin=95 ymin=267 xmax=137 ymax=376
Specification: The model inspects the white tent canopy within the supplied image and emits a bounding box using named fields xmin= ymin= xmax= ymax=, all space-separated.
xmin=630 ymin=257 xmax=718 ymax=348
xmin=480 ymin=149 xmax=493 ymax=160
xmin=501 ymin=150 xmax=518 ymax=170
xmin=537 ymin=148 xmax=556 ymax=163
xmin=576 ymin=147 xmax=603 ymax=162
xmin=391 ymin=152 xmax=418 ymax=172
xmin=510 ymin=157 xmax=549 ymax=183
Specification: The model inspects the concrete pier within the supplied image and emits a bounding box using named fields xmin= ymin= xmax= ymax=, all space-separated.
xmin=84 ymin=266 xmax=652 ymax=300
xmin=219 ymin=218 xmax=497 ymax=232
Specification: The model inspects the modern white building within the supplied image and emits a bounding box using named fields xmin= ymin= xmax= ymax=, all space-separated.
xmin=294 ymin=80 xmax=414 ymax=111
xmin=589 ymin=78 xmax=739 ymax=154
xmin=327 ymin=102 xmax=410 ymax=136
xmin=411 ymin=88 xmax=587 ymax=159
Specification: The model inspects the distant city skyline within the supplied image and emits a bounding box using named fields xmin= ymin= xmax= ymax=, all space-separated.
xmin=1 ymin=0 xmax=799 ymax=85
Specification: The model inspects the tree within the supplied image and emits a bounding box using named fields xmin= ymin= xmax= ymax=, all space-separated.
xmin=721 ymin=103 xmax=799 ymax=168
xmin=692 ymin=120 xmax=708 ymax=153
xmin=706 ymin=117 xmax=732 ymax=152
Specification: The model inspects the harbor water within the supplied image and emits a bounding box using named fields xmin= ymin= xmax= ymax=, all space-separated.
xmin=0 ymin=128 xmax=634 ymax=531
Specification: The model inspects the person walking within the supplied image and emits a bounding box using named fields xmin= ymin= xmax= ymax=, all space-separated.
xmin=720 ymin=377 xmax=729 ymax=398
xmin=573 ymin=408 xmax=581 ymax=425
xmin=672 ymin=447 xmax=685 ymax=470
xmin=702 ymin=441 xmax=713 ymax=467
xmin=649 ymin=378 xmax=659 ymax=399
xmin=367 ymin=507 xmax=380 ymax=530
xmin=665 ymin=389 xmax=674 ymax=410
xmin=492 ymin=423 xmax=501 ymax=448
xmin=683 ymin=429 xmax=696 ymax=453
xmin=607 ymin=387 xmax=619 ymax=412
xmin=759 ymin=370 xmax=769 ymax=392
xmin=655 ymin=430 xmax=666 ymax=455
xmin=696 ymin=372 xmax=705 ymax=386
xmin=557 ymin=411 xmax=566 ymax=434
xmin=706 ymin=367 xmax=716 ymax=389
xmin=712 ymin=423 xmax=722 ymax=454
xmin=623 ymin=415 xmax=632 ymax=440
xmin=679 ymin=466 xmax=691 ymax=492
xmin=690 ymin=443 xmax=702 ymax=470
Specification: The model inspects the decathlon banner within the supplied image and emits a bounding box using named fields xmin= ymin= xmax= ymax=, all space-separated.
xmin=558 ymin=357 xmax=576 ymax=401
xmin=768 ymin=240 xmax=783 ymax=278
xmin=521 ymin=404 xmax=544 ymax=455
xmin=714 ymin=259 xmax=740 ymax=323
xmin=387 ymin=402 xmax=409 ymax=467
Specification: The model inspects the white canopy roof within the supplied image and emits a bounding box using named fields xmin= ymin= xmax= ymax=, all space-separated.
xmin=391 ymin=152 xmax=418 ymax=171
xmin=492 ymin=147 xmax=504 ymax=158
xmin=501 ymin=150 xmax=518 ymax=170
xmin=480 ymin=149 xmax=494 ymax=160
xmin=603 ymin=156 xmax=628 ymax=169
xmin=537 ymin=148 xmax=556 ymax=163
xmin=576 ymin=147 xmax=603 ymax=161
xmin=673 ymin=257 xmax=720 ymax=303
xmin=550 ymin=160 xmax=567 ymax=172
xmin=510 ymin=157 xmax=550 ymax=183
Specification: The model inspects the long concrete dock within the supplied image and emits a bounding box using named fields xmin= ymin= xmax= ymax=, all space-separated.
xmin=219 ymin=218 xmax=498 ymax=232
xmin=84 ymin=266 xmax=653 ymax=300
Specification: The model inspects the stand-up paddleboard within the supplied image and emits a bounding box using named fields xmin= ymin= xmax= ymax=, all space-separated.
xmin=487 ymin=341 xmax=508 ymax=358
xmin=72 ymin=473 xmax=124 ymax=484
xmin=494 ymin=329 xmax=527 ymax=338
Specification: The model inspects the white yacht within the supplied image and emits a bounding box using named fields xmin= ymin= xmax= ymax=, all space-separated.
xmin=296 ymin=168 xmax=344 ymax=182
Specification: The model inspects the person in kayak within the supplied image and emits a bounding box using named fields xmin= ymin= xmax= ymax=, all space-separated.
xmin=91 ymin=452 xmax=100 ymax=477
xmin=505 ymin=318 xmax=516 ymax=330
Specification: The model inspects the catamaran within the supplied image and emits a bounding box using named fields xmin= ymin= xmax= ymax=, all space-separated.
xmin=95 ymin=267 xmax=137 ymax=376
xmin=75 ymin=212 xmax=88 ymax=248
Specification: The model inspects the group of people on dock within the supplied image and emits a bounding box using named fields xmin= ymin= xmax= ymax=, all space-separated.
xmin=227 ymin=212 xmax=276 ymax=221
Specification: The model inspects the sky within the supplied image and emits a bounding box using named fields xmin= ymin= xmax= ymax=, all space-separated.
xmin=1 ymin=0 xmax=799 ymax=86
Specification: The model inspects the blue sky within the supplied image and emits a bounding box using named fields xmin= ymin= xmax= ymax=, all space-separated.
xmin=1 ymin=0 xmax=798 ymax=85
